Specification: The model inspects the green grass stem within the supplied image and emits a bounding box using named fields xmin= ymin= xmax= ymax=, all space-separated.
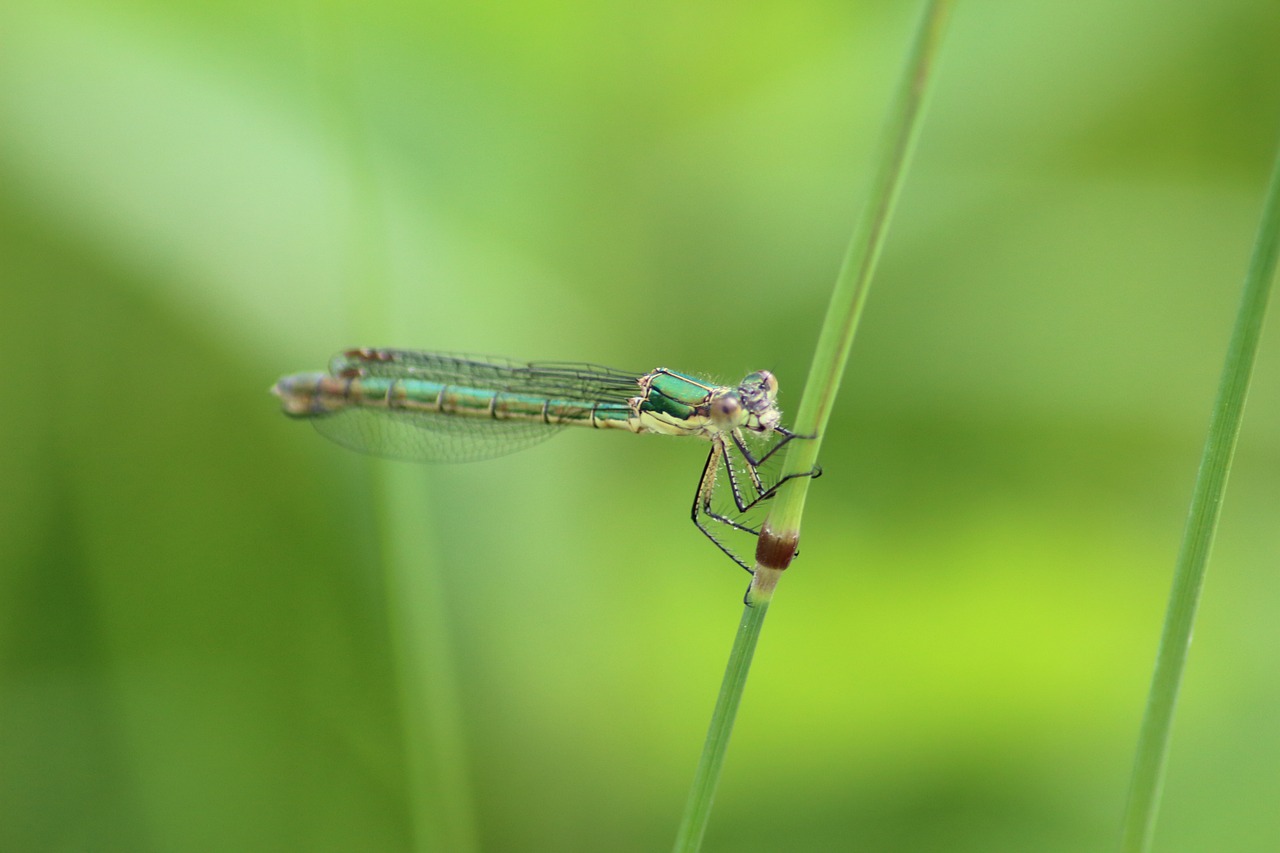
xmin=670 ymin=600 xmax=771 ymax=853
xmin=671 ymin=4 xmax=954 ymax=850
xmin=1118 ymin=144 xmax=1280 ymax=852
xmin=755 ymin=0 xmax=954 ymax=575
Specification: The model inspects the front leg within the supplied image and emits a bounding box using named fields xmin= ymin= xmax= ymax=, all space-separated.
xmin=689 ymin=440 xmax=754 ymax=572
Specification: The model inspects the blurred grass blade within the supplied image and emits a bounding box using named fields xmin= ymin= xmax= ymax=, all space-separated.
xmin=1119 ymin=145 xmax=1280 ymax=852
xmin=377 ymin=465 xmax=480 ymax=853
xmin=305 ymin=9 xmax=480 ymax=850
xmin=672 ymin=4 xmax=954 ymax=851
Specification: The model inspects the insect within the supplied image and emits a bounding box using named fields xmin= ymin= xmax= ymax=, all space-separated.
xmin=273 ymin=348 xmax=816 ymax=570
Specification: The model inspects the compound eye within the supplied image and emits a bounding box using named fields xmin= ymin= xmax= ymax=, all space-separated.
xmin=757 ymin=370 xmax=778 ymax=395
xmin=742 ymin=370 xmax=777 ymax=397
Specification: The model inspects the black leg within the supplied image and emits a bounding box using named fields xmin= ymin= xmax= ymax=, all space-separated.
xmin=690 ymin=441 xmax=754 ymax=573
xmin=688 ymin=431 xmax=823 ymax=574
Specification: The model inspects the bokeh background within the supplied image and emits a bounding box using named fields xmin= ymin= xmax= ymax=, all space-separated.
xmin=3 ymin=2 xmax=1279 ymax=851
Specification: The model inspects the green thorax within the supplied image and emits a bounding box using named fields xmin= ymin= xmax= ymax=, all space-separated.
xmin=631 ymin=368 xmax=782 ymax=439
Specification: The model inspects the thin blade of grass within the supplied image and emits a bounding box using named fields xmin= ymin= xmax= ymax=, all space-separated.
xmin=1119 ymin=144 xmax=1280 ymax=853
xmin=306 ymin=10 xmax=480 ymax=848
xmin=752 ymin=0 xmax=954 ymax=594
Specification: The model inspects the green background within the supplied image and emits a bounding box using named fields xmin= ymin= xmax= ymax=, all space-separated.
xmin=3 ymin=2 xmax=1278 ymax=851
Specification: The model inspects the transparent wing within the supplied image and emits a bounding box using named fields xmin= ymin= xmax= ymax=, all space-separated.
xmin=331 ymin=349 xmax=641 ymax=401
xmin=309 ymin=407 xmax=564 ymax=463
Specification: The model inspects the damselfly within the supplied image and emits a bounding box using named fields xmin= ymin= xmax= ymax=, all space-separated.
xmin=272 ymin=348 xmax=815 ymax=571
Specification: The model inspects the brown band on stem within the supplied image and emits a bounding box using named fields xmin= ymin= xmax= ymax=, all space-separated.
xmin=755 ymin=527 xmax=799 ymax=572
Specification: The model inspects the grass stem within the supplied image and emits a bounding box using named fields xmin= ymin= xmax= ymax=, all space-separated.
xmin=1119 ymin=141 xmax=1280 ymax=853
xmin=672 ymin=3 xmax=954 ymax=849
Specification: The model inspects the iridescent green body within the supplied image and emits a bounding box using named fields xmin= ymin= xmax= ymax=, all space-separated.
xmin=272 ymin=348 xmax=805 ymax=570
xmin=278 ymin=370 xmax=638 ymax=430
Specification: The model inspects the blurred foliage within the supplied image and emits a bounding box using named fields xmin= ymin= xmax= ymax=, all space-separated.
xmin=2 ymin=1 xmax=1279 ymax=851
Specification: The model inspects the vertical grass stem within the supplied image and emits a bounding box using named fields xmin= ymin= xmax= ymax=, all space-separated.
xmin=672 ymin=3 xmax=954 ymax=850
xmin=1119 ymin=143 xmax=1280 ymax=852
